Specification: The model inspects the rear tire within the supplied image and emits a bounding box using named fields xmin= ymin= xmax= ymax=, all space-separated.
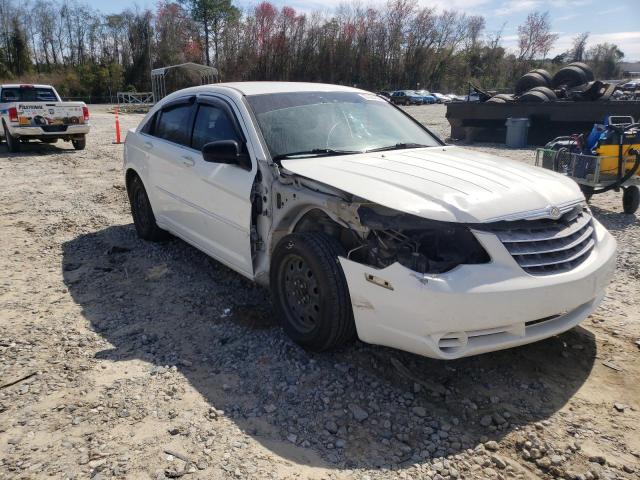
xmin=72 ymin=135 xmax=86 ymax=150
xmin=4 ymin=124 xmax=20 ymax=152
xmin=127 ymin=175 xmax=169 ymax=241
xmin=270 ymin=233 xmax=356 ymax=351
xmin=623 ymin=186 xmax=640 ymax=214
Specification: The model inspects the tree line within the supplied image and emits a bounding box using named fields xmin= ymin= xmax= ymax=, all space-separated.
xmin=0 ymin=0 xmax=627 ymax=102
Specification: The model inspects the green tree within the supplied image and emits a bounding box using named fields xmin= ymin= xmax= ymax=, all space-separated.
xmin=9 ymin=17 xmax=31 ymax=75
xmin=182 ymin=0 xmax=238 ymax=69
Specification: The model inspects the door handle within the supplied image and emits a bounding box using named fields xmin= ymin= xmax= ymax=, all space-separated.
xmin=143 ymin=141 xmax=153 ymax=150
xmin=181 ymin=156 xmax=195 ymax=167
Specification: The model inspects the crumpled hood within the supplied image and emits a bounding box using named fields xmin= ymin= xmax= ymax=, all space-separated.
xmin=281 ymin=145 xmax=584 ymax=223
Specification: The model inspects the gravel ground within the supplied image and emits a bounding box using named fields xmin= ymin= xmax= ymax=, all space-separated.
xmin=1 ymin=104 xmax=639 ymax=480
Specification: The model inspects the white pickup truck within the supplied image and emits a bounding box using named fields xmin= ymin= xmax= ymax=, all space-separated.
xmin=0 ymin=84 xmax=90 ymax=152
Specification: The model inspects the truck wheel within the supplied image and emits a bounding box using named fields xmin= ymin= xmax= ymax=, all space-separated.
xmin=3 ymin=124 xmax=20 ymax=153
xmin=622 ymin=186 xmax=640 ymax=214
xmin=72 ymin=135 xmax=86 ymax=150
xmin=528 ymin=86 xmax=557 ymax=100
xmin=127 ymin=175 xmax=169 ymax=241
xmin=270 ymin=233 xmax=356 ymax=351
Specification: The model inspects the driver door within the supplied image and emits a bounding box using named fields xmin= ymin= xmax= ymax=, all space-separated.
xmin=175 ymin=96 xmax=256 ymax=277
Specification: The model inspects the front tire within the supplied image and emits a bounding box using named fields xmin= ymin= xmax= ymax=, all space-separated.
xmin=270 ymin=233 xmax=356 ymax=351
xmin=127 ymin=175 xmax=169 ymax=241
xmin=4 ymin=124 xmax=20 ymax=152
xmin=72 ymin=135 xmax=86 ymax=150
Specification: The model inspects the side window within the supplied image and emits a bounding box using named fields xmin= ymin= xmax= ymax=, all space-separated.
xmin=141 ymin=112 xmax=158 ymax=135
xmin=155 ymin=104 xmax=194 ymax=146
xmin=191 ymin=104 xmax=240 ymax=151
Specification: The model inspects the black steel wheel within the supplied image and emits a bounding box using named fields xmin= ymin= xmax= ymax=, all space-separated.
xmin=623 ymin=186 xmax=640 ymax=214
xmin=270 ymin=233 xmax=356 ymax=351
xmin=127 ymin=174 xmax=169 ymax=241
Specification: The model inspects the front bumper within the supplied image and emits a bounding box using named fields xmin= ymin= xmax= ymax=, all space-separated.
xmin=339 ymin=219 xmax=616 ymax=359
xmin=10 ymin=124 xmax=90 ymax=137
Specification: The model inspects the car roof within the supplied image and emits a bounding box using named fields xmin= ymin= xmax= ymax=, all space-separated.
xmin=1 ymin=84 xmax=55 ymax=89
xmin=209 ymin=82 xmax=367 ymax=96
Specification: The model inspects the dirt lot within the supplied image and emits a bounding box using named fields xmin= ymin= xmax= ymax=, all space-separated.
xmin=1 ymin=104 xmax=639 ymax=480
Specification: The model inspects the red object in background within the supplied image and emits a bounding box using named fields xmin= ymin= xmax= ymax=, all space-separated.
xmin=114 ymin=107 xmax=122 ymax=144
xmin=83 ymin=106 xmax=90 ymax=122
xmin=8 ymin=107 xmax=18 ymax=122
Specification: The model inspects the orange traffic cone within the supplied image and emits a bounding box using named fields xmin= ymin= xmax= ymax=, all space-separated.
xmin=113 ymin=106 xmax=122 ymax=144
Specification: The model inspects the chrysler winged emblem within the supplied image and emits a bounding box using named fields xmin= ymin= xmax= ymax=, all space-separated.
xmin=547 ymin=205 xmax=562 ymax=219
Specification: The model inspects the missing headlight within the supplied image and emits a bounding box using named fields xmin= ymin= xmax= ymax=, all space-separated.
xmin=352 ymin=206 xmax=490 ymax=274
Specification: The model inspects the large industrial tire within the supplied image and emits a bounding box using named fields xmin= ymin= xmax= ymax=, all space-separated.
xmin=518 ymin=90 xmax=550 ymax=103
xmin=622 ymin=186 xmax=640 ymax=214
xmin=515 ymin=72 xmax=549 ymax=95
xmin=486 ymin=97 xmax=507 ymax=103
xmin=270 ymin=232 xmax=356 ymax=352
xmin=552 ymin=66 xmax=588 ymax=88
xmin=528 ymin=86 xmax=557 ymax=101
xmin=3 ymin=124 xmax=21 ymax=153
xmin=568 ymin=62 xmax=595 ymax=81
xmin=530 ymin=69 xmax=553 ymax=85
xmin=127 ymin=174 xmax=170 ymax=241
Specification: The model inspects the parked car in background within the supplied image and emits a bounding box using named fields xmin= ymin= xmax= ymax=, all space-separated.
xmin=390 ymin=90 xmax=424 ymax=105
xmin=376 ymin=91 xmax=392 ymax=99
xmin=123 ymin=82 xmax=616 ymax=360
xmin=432 ymin=93 xmax=452 ymax=103
xmin=415 ymin=90 xmax=437 ymax=104
xmin=0 ymin=83 xmax=90 ymax=152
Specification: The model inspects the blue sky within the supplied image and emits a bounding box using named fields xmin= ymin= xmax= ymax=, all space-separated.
xmin=99 ymin=0 xmax=640 ymax=61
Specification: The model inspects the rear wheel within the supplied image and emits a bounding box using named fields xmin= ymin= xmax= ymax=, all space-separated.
xmin=4 ymin=124 xmax=20 ymax=152
xmin=623 ymin=186 xmax=640 ymax=214
xmin=72 ymin=135 xmax=86 ymax=150
xmin=270 ymin=233 xmax=356 ymax=351
xmin=127 ymin=175 xmax=169 ymax=241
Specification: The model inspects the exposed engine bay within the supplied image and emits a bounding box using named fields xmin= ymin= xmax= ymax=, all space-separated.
xmin=346 ymin=205 xmax=490 ymax=274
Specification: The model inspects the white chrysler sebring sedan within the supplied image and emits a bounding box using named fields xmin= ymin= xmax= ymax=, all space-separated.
xmin=123 ymin=82 xmax=616 ymax=360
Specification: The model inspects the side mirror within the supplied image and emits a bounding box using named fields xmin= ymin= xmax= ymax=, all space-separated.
xmin=202 ymin=140 xmax=251 ymax=170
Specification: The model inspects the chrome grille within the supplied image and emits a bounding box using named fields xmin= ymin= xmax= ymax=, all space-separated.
xmin=489 ymin=207 xmax=595 ymax=275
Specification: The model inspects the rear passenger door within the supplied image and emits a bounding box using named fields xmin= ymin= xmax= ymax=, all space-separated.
xmin=143 ymin=96 xmax=197 ymax=226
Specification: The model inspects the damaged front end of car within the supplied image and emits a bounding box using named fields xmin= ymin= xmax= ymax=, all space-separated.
xmin=349 ymin=204 xmax=491 ymax=274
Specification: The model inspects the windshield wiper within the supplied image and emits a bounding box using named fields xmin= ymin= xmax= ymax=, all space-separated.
xmin=272 ymin=148 xmax=361 ymax=161
xmin=366 ymin=142 xmax=428 ymax=153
